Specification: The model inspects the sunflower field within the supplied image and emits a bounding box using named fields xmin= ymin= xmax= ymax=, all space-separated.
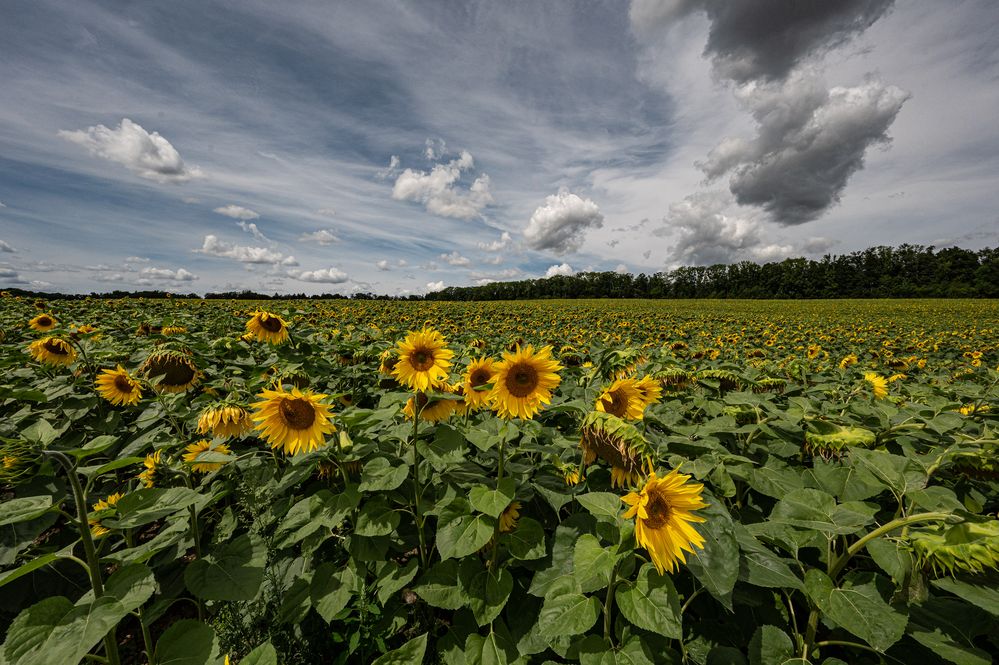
xmin=1 ymin=295 xmax=998 ymax=665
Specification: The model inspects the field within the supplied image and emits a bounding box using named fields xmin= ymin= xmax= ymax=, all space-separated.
xmin=1 ymin=296 xmax=998 ymax=665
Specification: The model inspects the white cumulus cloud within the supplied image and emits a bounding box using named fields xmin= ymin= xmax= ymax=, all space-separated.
xmin=545 ymin=263 xmax=575 ymax=278
xmin=58 ymin=118 xmax=200 ymax=183
xmin=392 ymin=150 xmax=493 ymax=220
xmin=140 ymin=266 xmax=198 ymax=281
xmin=375 ymin=260 xmax=391 ymax=271
xmin=426 ymin=280 xmax=445 ymax=292
xmin=0 ymin=240 xmax=15 ymax=253
xmin=291 ymin=267 xmax=349 ymax=284
xmin=196 ymin=235 xmax=296 ymax=265
xmin=299 ymin=229 xmax=340 ymax=245
xmin=214 ymin=204 xmax=260 ymax=220
xmin=524 ymin=190 xmax=604 ymax=255
xmin=478 ymin=231 xmax=512 ymax=252
xmin=440 ymin=251 xmax=471 ymax=267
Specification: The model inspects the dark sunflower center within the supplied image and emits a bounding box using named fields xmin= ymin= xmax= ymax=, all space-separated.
xmin=410 ymin=349 xmax=435 ymax=371
xmin=469 ymin=368 xmax=492 ymax=388
xmin=43 ymin=339 xmax=68 ymax=355
xmin=643 ymin=491 xmax=673 ymax=530
xmin=150 ymin=356 xmax=196 ymax=386
xmin=505 ymin=362 xmax=539 ymax=398
xmin=260 ymin=315 xmax=283 ymax=333
xmin=415 ymin=392 xmax=430 ymax=408
xmin=37 ymin=316 xmax=52 ymax=326
xmin=602 ymin=390 xmax=628 ymax=418
xmin=113 ymin=374 xmax=134 ymax=393
xmin=280 ymin=397 xmax=316 ymax=430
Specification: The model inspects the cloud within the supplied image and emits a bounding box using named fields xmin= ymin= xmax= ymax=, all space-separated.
xmin=545 ymin=262 xmax=575 ymax=278
xmin=140 ymin=266 xmax=198 ymax=281
xmin=478 ymin=231 xmax=512 ymax=252
xmin=298 ymin=229 xmax=340 ymax=245
xmin=376 ymin=156 xmax=400 ymax=180
xmin=58 ymin=118 xmax=200 ymax=183
xmin=124 ymin=256 xmax=149 ymax=264
xmin=700 ymin=72 xmax=909 ymax=224
xmin=196 ymin=235 xmax=297 ymax=265
xmin=632 ymin=0 xmax=895 ymax=84
xmin=524 ymin=190 xmax=604 ymax=255
xmin=0 ymin=266 xmax=27 ymax=283
xmin=214 ymin=204 xmax=260 ymax=220
xmin=614 ymin=264 xmax=629 ymax=274
xmin=291 ymin=267 xmax=349 ymax=283
xmin=0 ymin=200 xmax=5 ymax=207
xmin=0 ymin=240 xmax=15 ymax=253
xmin=391 ymin=150 xmax=493 ymax=220
xmin=440 ymin=251 xmax=471 ymax=267
xmin=375 ymin=260 xmax=391 ymax=271
xmin=655 ymin=191 xmax=778 ymax=265
xmin=800 ymin=236 xmax=839 ymax=254
xmin=236 ymin=221 xmax=270 ymax=243
xmin=426 ymin=280 xmax=445 ymax=292
xmin=316 ymin=208 xmax=337 ymax=217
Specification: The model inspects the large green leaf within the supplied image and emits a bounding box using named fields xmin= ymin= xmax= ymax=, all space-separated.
xmin=931 ymin=577 xmax=999 ymax=617
xmin=274 ymin=487 xmax=358 ymax=548
xmin=573 ymin=534 xmax=617 ymax=593
xmin=685 ymin=493 xmax=739 ymax=610
xmin=460 ymin=559 xmax=513 ymax=626
xmin=358 ymin=457 xmax=410 ymax=492
xmin=354 ymin=497 xmax=401 ymax=537
xmin=413 ymin=560 xmax=466 ymax=610
xmin=908 ymin=597 xmax=994 ymax=665
xmin=311 ymin=564 xmax=360 ymax=622
xmin=770 ymin=489 xmax=876 ymax=535
xmin=615 ymin=563 xmax=682 ymax=639
xmin=106 ymin=487 xmax=206 ymax=528
xmin=734 ymin=525 xmax=803 ymax=591
xmin=240 ymin=642 xmax=278 ymax=665
xmin=375 ymin=559 xmax=419 ymax=605
xmin=154 ymin=619 xmax=218 ymax=665
xmin=502 ymin=516 xmax=546 ymax=560
xmin=576 ymin=492 xmax=624 ymax=521
xmin=436 ymin=498 xmax=496 ymax=560
xmin=184 ymin=533 xmax=265 ymax=601
xmin=747 ymin=625 xmax=795 ymax=665
xmin=0 ymin=497 xmax=53 ymax=527
xmin=848 ymin=448 xmax=927 ymax=497
xmin=468 ymin=478 xmax=516 ymax=518
xmin=537 ymin=590 xmax=600 ymax=639
xmin=804 ymin=570 xmax=906 ymax=652
xmin=371 ymin=633 xmax=427 ymax=665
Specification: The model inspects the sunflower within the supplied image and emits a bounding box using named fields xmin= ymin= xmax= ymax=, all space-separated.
xmin=183 ymin=440 xmax=232 ymax=473
xmin=864 ymin=372 xmax=888 ymax=400
xmin=251 ymin=386 xmax=336 ymax=455
xmin=197 ymin=403 xmax=253 ymax=438
xmin=561 ymin=467 xmax=581 ymax=486
xmin=378 ymin=349 xmax=399 ymax=377
xmin=462 ymin=357 xmax=497 ymax=410
xmin=499 ymin=501 xmax=521 ymax=533
xmin=579 ymin=411 xmax=651 ymax=488
xmin=488 ymin=345 xmax=562 ymax=420
xmin=89 ymin=492 xmax=124 ymax=538
xmin=28 ymin=337 xmax=77 ymax=366
xmin=137 ymin=450 xmax=163 ymax=488
xmin=403 ymin=393 xmax=458 ymax=422
xmin=142 ymin=350 xmax=199 ymax=393
xmin=839 ymin=353 xmax=858 ymax=369
xmin=245 ymin=310 xmax=290 ymax=344
xmin=95 ymin=365 xmax=142 ymax=406
xmin=622 ymin=468 xmax=708 ymax=575
xmin=909 ymin=520 xmax=999 ymax=576
xmin=392 ymin=327 xmax=454 ymax=391
xmin=633 ymin=375 xmax=663 ymax=410
xmin=29 ymin=313 xmax=58 ymax=331
xmin=595 ymin=378 xmax=646 ymax=420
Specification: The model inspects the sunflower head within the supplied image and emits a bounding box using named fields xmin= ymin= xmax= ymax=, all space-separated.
xmin=595 ymin=378 xmax=646 ymax=420
xmin=488 ymin=344 xmax=563 ymax=420
xmin=462 ymin=357 xmax=497 ymax=410
xmin=698 ymin=369 xmax=740 ymax=392
xmin=392 ymin=327 xmax=454 ymax=392
xmin=403 ymin=393 xmax=458 ymax=422
xmin=803 ymin=421 xmax=877 ymax=458
xmin=498 ymin=501 xmax=521 ymax=534
xmin=0 ymin=440 xmax=39 ymax=485
xmin=245 ymin=311 xmax=290 ymax=345
xmin=29 ymin=313 xmax=58 ymax=331
xmin=183 ymin=440 xmax=232 ymax=473
xmin=655 ymin=367 xmax=693 ymax=392
xmin=28 ymin=337 xmax=77 ymax=366
xmin=89 ymin=492 xmax=124 ymax=538
xmin=909 ymin=520 xmax=999 ymax=576
xmin=142 ymin=350 xmax=199 ymax=393
xmin=197 ymin=403 xmax=253 ymax=438
xmin=95 ymin=365 xmax=143 ymax=406
xmin=622 ymin=468 xmax=708 ymax=575
xmin=864 ymin=372 xmax=888 ymax=399
xmin=251 ymin=386 xmax=336 ymax=456
xmin=137 ymin=450 xmax=165 ymax=488
xmin=753 ymin=377 xmax=786 ymax=394
xmin=579 ymin=411 xmax=651 ymax=487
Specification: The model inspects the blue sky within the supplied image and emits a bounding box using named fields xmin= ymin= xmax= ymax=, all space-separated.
xmin=1 ymin=0 xmax=998 ymax=295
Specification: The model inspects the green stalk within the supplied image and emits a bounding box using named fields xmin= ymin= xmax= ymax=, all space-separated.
xmin=412 ymin=393 xmax=427 ymax=568
xmin=603 ymin=564 xmax=619 ymax=645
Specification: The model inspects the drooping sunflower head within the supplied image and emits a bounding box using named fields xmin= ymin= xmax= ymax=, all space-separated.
xmin=909 ymin=520 xmax=999 ymax=576
xmin=183 ymin=440 xmax=232 ymax=473
xmin=251 ymin=386 xmax=336 ymax=456
xmin=142 ymin=350 xmax=199 ymax=393
xmin=463 ymin=356 xmax=497 ymax=409
xmin=95 ymin=365 xmax=142 ymax=406
xmin=197 ymin=403 xmax=253 ymax=438
xmin=378 ymin=349 xmax=400 ymax=377
xmin=28 ymin=337 xmax=77 ymax=366
xmin=698 ymin=368 xmax=740 ymax=392
xmin=245 ymin=310 xmax=290 ymax=345
xmin=488 ymin=344 xmax=563 ymax=420
xmin=137 ymin=450 xmax=164 ymax=488
xmin=803 ymin=421 xmax=877 ymax=458
xmin=498 ymin=501 xmax=521 ymax=534
xmin=89 ymin=492 xmax=124 ymax=538
xmin=403 ymin=393 xmax=458 ymax=422
xmin=655 ymin=367 xmax=693 ymax=392
xmin=29 ymin=313 xmax=58 ymax=331
xmin=622 ymin=468 xmax=708 ymax=575
xmin=753 ymin=377 xmax=787 ymax=394
xmin=579 ymin=411 xmax=651 ymax=488
xmin=0 ymin=440 xmax=39 ymax=485
xmin=864 ymin=372 xmax=888 ymax=400
xmin=595 ymin=378 xmax=646 ymax=420
xmin=392 ymin=327 xmax=454 ymax=392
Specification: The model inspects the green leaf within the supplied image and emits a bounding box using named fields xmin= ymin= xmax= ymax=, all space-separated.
xmin=748 ymin=462 xmax=805 ymax=500
xmin=184 ymin=533 xmax=265 ymax=601
xmin=436 ymin=499 xmax=496 ymax=560
xmin=538 ymin=590 xmax=601 ymax=639
xmin=358 ymin=457 xmax=410 ymax=492
xmin=274 ymin=488 xmax=358 ymax=547
xmin=747 ymin=625 xmax=794 ymax=665
xmin=107 ymin=487 xmax=206 ymax=528
xmin=502 ymin=516 xmax=546 ymax=560
xmin=154 ymin=619 xmax=218 ymax=665
xmin=460 ymin=559 xmax=513 ymax=626
xmin=734 ymin=525 xmax=803 ymax=591
xmin=573 ymin=534 xmax=616 ymax=593
xmin=70 ymin=435 xmax=118 ymax=458
xmin=240 ymin=642 xmax=278 ymax=665
xmin=770 ymin=488 xmax=876 ymax=535
xmin=464 ymin=629 xmax=519 ymax=665
xmin=0 ymin=497 xmax=53 ymax=527
xmin=685 ymin=493 xmax=739 ymax=610
xmin=848 ymin=448 xmax=927 ymax=497
xmin=413 ymin=560 xmax=466 ymax=610
xmin=469 ymin=478 xmax=516 ymax=518
xmin=312 ymin=564 xmax=360 ymax=622
xmin=78 ymin=456 xmax=145 ymax=479
xmin=0 ymin=553 xmax=59 ymax=589
xmin=615 ymin=563 xmax=682 ymax=639
xmin=931 ymin=577 xmax=999 ymax=617
xmin=866 ymin=537 xmax=913 ymax=584
xmin=21 ymin=420 xmax=59 ymax=446
xmin=908 ymin=597 xmax=994 ymax=665
xmin=371 ymin=633 xmax=427 ymax=665
xmin=376 ymin=559 xmax=419 ymax=605
xmin=576 ymin=492 xmax=624 ymax=521
xmin=354 ymin=497 xmax=401 ymax=537
xmin=804 ymin=570 xmax=906 ymax=652
xmin=577 ymin=635 xmax=660 ymax=665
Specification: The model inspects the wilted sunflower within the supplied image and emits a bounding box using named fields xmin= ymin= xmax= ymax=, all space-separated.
xmin=95 ymin=365 xmax=142 ymax=406
xmin=245 ymin=310 xmax=290 ymax=344
xmin=499 ymin=501 xmax=521 ymax=533
xmin=462 ymin=357 xmax=497 ymax=410
xmin=251 ymin=386 xmax=336 ymax=455
xmin=909 ymin=520 xmax=999 ymax=576
xmin=137 ymin=450 xmax=163 ymax=488
xmin=488 ymin=344 xmax=562 ymax=419
xmin=28 ymin=337 xmax=77 ymax=366
xmin=29 ymin=313 xmax=58 ymax=331
xmin=622 ymin=468 xmax=708 ymax=575
xmin=839 ymin=353 xmax=858 ymax=369
xmin=595 ymin=378 xmax=646 ymax=420
xmin=89 ymin=492 xmax=123 ymax=538
xmin=579 ymin=411 xmax=651 ymax=488
xmin=392 ymin=327 xmax=454 ymax=391
xmin=183 ymin=440 xmax=232 ymax=473
xmin=403 ymin=393 xmax=458 ymax=422
xmin=864 ymin=372 xmax=888 ymax=400
xmin=197 ymin=403 xmax=253 ymax=438
xmin=142 ymin=350 xmax=199 ymax=393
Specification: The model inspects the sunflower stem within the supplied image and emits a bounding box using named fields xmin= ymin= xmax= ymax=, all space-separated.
xmin=412 ymin=393 xmax=428 ymax=569
xmin=603 ymin=563 xmax=618 ymax=645
xmin=184 ymin=474 xmax=206 ymax=621
xmin=496 ymin=421 xmax=508 ymax=482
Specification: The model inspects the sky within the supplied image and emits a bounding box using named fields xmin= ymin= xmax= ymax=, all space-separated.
xmin=1 ymin=0 xmax=998 ymax=296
